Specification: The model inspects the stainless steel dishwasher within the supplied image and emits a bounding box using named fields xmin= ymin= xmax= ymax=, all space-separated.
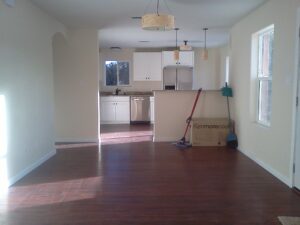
xmin=130 ymin=96 xmax=150 ymax=124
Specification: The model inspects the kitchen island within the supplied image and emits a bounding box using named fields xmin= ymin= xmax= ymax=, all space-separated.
xmin=153 ymin=90 xmax=228 ymax=142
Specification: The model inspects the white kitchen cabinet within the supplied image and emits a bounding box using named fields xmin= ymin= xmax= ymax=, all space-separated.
xmin=162 ymin=51 xmax=194 ymax=67
xmin=133 ymin=52 xmax=162 ymax=81
xmin=100 ymin=96 xmax=130 ymax=124
xmin=150 ymin=96 xmax=154 ymax=124
xmin=101 ymin=101 xmax=116 ymax=122
xmin=115 ymin=102 xmax=130 ymax=122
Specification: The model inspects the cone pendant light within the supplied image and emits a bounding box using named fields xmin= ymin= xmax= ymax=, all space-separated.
xmin=202 ymin=28 xmax=208 ymax=60
xmin=174 ymin=28 xmax=179 ymax=61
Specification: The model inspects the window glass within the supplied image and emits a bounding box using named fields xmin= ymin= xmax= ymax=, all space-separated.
xmin=258 ymin=80 xmax=272 ymax=124
xmin=254 ymin=25 xmax=274 ymax=126
xmin=105 ymin=61 xmax=129 ymax=86
xmin=258 ymin=30 xmax=274 ymax=78
xmin=118 ymin=62 xmax=129 ymax=85
xmin=105 ymin=61 xmax=118 ymax=86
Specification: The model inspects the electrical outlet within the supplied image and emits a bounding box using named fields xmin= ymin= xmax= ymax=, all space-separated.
xmin=4 ymin=0 xmax=15 ymax=7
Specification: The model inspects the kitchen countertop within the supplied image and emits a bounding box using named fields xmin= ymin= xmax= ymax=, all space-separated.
xmin=100 ymin=91 xmax=154 ymax=96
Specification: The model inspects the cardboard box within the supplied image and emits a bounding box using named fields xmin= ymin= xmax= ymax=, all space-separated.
xmin=191 ymin=118 xmax=230 ymax=147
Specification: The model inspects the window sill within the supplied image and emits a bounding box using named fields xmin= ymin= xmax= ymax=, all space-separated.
xmin=255 ymin=121 xmax=271 ymax=129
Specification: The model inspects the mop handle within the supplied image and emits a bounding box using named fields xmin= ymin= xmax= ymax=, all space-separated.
xmin=183 ymin=89 xmax=202 ymax=137
xmin=226 ymin=96 xmax=232 ymax=131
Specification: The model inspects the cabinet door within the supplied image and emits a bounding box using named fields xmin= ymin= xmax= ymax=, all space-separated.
xmin=162 ymin=51 xmax=176 ymax=67
xmin=133 ymin=52 xmax=149 ymax=81
xmin=162 ymin=51 xmax=194 ymax=67
xmin=134 ymin=52 xmax=162 ymax=81
xmin=179 ymin=51 xmax=194 ymax=67
xmin=115 ymin=101 xmax=130 ymax=123
xmin=148 ymin=52 xmax=162 ymax=81
xmin=100 ymin=101 xmax=116 ymax=123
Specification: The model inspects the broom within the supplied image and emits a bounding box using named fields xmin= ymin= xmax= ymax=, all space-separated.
xmin=221 ymin=83 xmax=238 ymax=149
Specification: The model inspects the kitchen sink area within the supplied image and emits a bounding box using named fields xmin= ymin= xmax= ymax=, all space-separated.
xmin=100 ymin=90 xmax=154 ymax=125
xmin=99 ymin=89 xmax=155 ymax=143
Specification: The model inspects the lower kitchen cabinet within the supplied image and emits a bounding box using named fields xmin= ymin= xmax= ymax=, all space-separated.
xmin=100 ymin=96 xmax=130 ymax=124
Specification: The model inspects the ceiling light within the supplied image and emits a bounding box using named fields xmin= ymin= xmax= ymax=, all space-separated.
xmin=142 ymin=0 xmax=175 ymax=31
xmin=110 ymin=47 xmax=122 ymax=51
xmin=202 ymin=28 xmax=208 ymax=60
xmin=180 ymin=40 xmax=192 ymax=51
xmin=174 ymin=28 xmax=179 ymax=61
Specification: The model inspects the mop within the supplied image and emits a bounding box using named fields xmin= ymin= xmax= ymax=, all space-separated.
xmin=175 ymin=88 xmax=202 ymax=149
xmin=221 ymin=83 xmax=238 ymax=149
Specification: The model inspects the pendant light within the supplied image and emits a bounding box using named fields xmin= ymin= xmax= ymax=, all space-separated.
xmin=174 ymin=28 xmax=179 ymax=61
xmin=202 ymin=28 xmax=208 ymax=60
xmin=142 ymin=0 xmax=175 ymax=31
xmin=180 ymin=40 xmax=192 ymax=51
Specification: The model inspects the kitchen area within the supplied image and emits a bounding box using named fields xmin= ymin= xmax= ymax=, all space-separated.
xmin=99 ymin=46 xmax=228 ymax=143
xmin=99 ymin=48 xmax=195 ymax=140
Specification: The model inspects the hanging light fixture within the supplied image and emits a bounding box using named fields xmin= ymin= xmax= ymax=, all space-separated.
xmin=174 ymin=28 xmax=180 ymax=61
xmin=202 ymin=28 xmax=208 ymax=60
xmin=180 ymin=40 xmax=192 ymax=51
xmin=142 ymin=0 xmax=175 ymax=31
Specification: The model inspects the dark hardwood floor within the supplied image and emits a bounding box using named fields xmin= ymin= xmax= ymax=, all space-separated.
xmin=1 ymin=130 xmax=300 ymax=224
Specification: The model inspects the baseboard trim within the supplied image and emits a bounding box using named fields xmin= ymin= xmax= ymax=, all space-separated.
xmin=8 ymin=150 xmax=56 ymax=187
xmin=153 ymin=136 xmax=176 ymax=142
xmin=56 ymin=138 xmax=99 ymax=143
xmin=153 ymin=136 xmax=190 ymax=143
xmin=239 ymin=148 xmax=292 ymax=187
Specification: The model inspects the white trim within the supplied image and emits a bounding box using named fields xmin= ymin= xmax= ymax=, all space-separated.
xmin=291 ymin=8 xmax=300 ymax=188
xmin=56 ymin=138 xmax=99 ymax=143
xmin=100 ymin=121 xmax=130 ymax=125
xmin=56 ymin=143 xmax=99 ymax=150
xmin=239 ymin=148 xmax=292 ymax=187
xmin=153 ymin=136 xmax=181 ymax=142
xmin=8 ymin=150 xmax=56 ymax=187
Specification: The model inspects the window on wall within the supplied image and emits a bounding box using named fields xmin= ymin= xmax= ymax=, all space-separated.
xmin=105 ymin=61 xmax=130 ymax=86
xmin=225 ymin=56 xmax=230 ymax=84
xmin=253 ymin=25 xmax=274 ymax=126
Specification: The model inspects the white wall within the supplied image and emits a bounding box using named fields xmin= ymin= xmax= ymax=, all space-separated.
xmin=230 ymin=0 xmax=300 ymax=186
xmin=193 ymin=47 xmax=229 ymax=90
xmin=53 ymin=29 xmax=100 ymax=142
xmin=154 ymin=90 xmax=228 ymax=142
xmin=0 ymin=0 xmax=65 ymax=186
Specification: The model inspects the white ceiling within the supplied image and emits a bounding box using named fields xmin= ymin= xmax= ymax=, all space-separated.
xmin=31 ymin=0 xmax=268 ymax=48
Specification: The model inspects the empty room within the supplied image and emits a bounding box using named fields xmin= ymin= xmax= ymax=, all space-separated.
xmin=1 ymin=0 xmax=300 ymax=224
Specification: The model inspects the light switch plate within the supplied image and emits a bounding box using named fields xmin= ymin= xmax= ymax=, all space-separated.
xmin=4 ymin=0 xmax=15 ymax=7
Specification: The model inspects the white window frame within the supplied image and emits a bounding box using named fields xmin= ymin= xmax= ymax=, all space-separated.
xmin=253 ymin=25 xmax=274 ymax=127
xmin=104 ymin=60 xmax=130 ymax=87
xmin=225 ymin=56 xmax=230 ymax=84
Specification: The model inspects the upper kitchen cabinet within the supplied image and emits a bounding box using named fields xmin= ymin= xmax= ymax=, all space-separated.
xmin=162 ymin=51 xmax=194 ymax=68
xmin=133 ymin=52 xmax=162 ymax=81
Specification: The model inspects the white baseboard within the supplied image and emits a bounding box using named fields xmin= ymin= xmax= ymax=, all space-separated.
xmin=100 ymin=121 xmax=129 ymax=125
xmin=153 ymin=136 xmax=178 ymax=142
xmin=8 ymin=150 xmax=56 ymax=187
xmin=239 ymin=148 xmax=292 ymax=187
xmin=56 ymin=138 xmax=99 ymax=143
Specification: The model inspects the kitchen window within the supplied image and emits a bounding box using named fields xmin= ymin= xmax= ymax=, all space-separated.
xmin=105 ymin=61 xmax=130 ymax=86
xmin=252 ymin=25 xmax=274 ymax=126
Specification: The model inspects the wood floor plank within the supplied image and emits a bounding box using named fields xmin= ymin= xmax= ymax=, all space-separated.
xmin=1 ymin=125 xmax=300 ymax=224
